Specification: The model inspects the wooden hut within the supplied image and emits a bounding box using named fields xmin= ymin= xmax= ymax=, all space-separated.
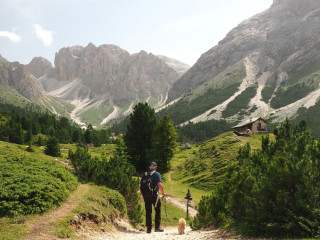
xmin=232 ymin=117 xmax=268 ymax=135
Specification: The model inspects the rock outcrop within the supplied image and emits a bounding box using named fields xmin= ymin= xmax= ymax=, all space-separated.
xmin=25 ymin=43 xmax=187 ymax=125
xmin=52 ymin=43 xmax=180 ymax=106
xmin=26 ymin=57 xmax=55 ymax=79
xmin=0 ymin=60 xmax=43 ymax=99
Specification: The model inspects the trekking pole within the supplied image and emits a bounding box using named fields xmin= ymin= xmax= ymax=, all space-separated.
xmin=162 ymin=195 xmax=170 ymax=223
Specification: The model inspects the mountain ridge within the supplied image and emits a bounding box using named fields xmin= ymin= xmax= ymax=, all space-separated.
xmin=0 ymin=44 xmax=189 ymax=126
xmin=162 ymin=0 xmax=320 ymax=128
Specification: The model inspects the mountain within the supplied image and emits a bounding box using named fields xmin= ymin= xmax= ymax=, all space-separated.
xmin=0 ymin=56 xmax=44 ymax=100
xmin=25 ymin=57 xmax=56 ymax=79
xmin=21 ymin=43 xmax=185 ymax=125
xmin=156 ymin=55 xmax=190 ymax=76
xmin=161 ymin=0 xmax=320 ymax=128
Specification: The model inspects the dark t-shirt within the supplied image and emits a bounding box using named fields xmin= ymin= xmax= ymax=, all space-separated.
xmin=140 ymin=170 xmax=162 ymax=195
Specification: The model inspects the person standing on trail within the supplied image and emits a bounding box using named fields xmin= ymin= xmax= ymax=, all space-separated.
xmin=140 ymin=161 xmax=166 ymax=234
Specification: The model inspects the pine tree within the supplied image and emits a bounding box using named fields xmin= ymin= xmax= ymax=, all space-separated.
xmin=84 ymin=129 xmax=93 ymax=144
xmin=25 ymin=127 xmax=32 ymax=142
xmin=124 ymin=103 xmax=157 ymax=173
xmin=44 ymin=136 xmax=61 ymax=157
xmin=37 ymin=135 xmax=44 ymax=146
xmin=93 ymin=131 xmax=102 ymax=147
xmin=149 ymin=115 xmax=178 ymax=173
xmin=100 ymin=129 xmax=111 ymax=144
xmin=10 ymin=123 xmax=24 ymax=144
xmin=32 ymin=121 xmax=38 ymax=135
xmin=72 ymin=130 xmax=81 ymax=143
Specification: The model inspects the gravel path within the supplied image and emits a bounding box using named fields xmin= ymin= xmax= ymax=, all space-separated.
xmin=92 ymin=226 xmax=239 ymax=240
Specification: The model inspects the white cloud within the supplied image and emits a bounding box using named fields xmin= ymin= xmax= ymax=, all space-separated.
xmin=0 ymin=31 xmax=21 ymax=42
xmin=33 ymin=24 xmax=53 ymax=46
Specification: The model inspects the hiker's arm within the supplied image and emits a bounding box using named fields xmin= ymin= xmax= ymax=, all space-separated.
xmin=158 ymin=182 xmax=166 ymax=197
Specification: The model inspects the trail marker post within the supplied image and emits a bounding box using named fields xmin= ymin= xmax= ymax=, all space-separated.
xmin=185 ymin=189 xmax=192 ymax=220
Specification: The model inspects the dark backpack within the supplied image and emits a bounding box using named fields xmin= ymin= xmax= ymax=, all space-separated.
xmin=140 ymin=171 xmax=157 ymax=198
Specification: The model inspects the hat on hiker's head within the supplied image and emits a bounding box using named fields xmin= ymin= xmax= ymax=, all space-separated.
xmin=149 ymin=162 xmax=157 ymax=167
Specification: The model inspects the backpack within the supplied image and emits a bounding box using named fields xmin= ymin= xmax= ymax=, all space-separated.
xmin=140 ymin=171 xmax=157 ymax=198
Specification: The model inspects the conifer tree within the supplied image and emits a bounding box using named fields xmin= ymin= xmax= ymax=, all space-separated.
xmin=149 ymin=115 xmax=178 ymax=173
xmin=124 ymin=103 xmax=157 ymax=173
xmin=37 ymin=135 xmax=44 ymax=146
xmin=25 ymin=127 xmax=32 ymax=142
xmin=84 ymin=129 xmax=93 ymax=144
xmin=44 ymin=136 xmax=61 ymax=157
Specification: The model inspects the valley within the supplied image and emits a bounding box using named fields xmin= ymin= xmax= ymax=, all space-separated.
xmin=2 ymin=0 xmax=320 ymax=239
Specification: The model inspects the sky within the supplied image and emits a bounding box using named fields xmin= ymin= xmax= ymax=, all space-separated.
xmin=0 ymin=0 xmax=273 ymax=66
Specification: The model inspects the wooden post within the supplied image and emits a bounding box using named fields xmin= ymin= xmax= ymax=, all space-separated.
xmin=185 ymin=189 xmax=192 ymax=220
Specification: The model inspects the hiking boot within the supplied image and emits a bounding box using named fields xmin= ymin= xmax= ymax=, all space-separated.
xmin=155 ymin=228 xmax=164 ymax=232
xmin=147 ymin=228 xmax=151 ymax=234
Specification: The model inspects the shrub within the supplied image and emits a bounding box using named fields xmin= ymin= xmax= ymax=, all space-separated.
xmin=0 ymin=154 xmax=77 ymax=217
xmin=193 ymin=119 xmax=320 ymax=238
xmin=69 ymin=141 xmax=142 ymax=225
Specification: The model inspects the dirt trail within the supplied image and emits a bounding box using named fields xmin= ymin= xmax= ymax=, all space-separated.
xmin=25 ymin=184 xmax=90 ymax=240
xmin=93 ymin=226 xmax=239 ymax=240
xmin=166 ymin=170 xmax=197 ymax=217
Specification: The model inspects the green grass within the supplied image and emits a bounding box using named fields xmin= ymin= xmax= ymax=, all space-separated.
xmin=0 ymin=84 xmax=45 ymax=111
xmin=73 ymin=185 xmax=127 ymax=217
xmin=79 ymin=102 xmax=113 ymax=126
xmin=0 ymin=217 xmax=28 ymax=240
xmin=162 ymin=145 xmax=209 ymax=203
xmin=43 ymin=96 xmax=75 ymax=118
xmin=88 ymin=144 xmax=117 ymax=158
xmin=59 ymin=143 xmax=117 ymax=159
xmin=171 ymin=132 xmax=275 ymax=192
xmin=54 ymin=184 xmax=127 ymax=238
xmin=141 ymin=201 xmax=189 ymax=227
xmin=54 ymin=214 xmax=75 ymax=239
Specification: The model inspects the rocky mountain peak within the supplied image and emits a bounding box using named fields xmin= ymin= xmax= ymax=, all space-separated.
xmin=0 ymin=54 xmax=8 ymax=63
xmin=0 ymin=60 xmax=43 ymax=99
xmin=157 ymin=55 xmax=190 ymax=76
xmin=26 ymin=57 xmax=54 ymax=79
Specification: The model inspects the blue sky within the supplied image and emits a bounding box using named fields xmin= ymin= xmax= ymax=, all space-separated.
xmin=0 ymin=0 xmax=272 ymax=66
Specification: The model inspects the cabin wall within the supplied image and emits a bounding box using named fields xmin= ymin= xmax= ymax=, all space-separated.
xmin=252 ymin=119 xmax=267 ymax=133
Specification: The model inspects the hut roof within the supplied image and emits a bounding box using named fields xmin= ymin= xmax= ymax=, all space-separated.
xmin=232 ymin=117 xmax=266 ymax=129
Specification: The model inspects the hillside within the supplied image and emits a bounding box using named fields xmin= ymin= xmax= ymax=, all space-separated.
xmin=0 ymin=141 xmax=78 ymax=218
xmin=170 ymin=132 xmax=275 ymax=191
xmin=161 ymin=0 xmax=320 ymax=133
xmin=0 ymin=140 xmax=200 ymax=239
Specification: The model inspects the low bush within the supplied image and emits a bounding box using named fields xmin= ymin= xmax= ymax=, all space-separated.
xmin=69 ymin=141 xmax=142 ymax=225
xmin=0 ymin=153 xmax=77 ymax=217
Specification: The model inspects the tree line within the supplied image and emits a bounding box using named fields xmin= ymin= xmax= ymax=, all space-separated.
xmin=0 ymin=105 xmax=112 ymax=152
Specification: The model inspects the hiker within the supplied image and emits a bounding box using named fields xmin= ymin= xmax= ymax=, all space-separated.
xmin=140 ymin=161 xmax=166 ymax=233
